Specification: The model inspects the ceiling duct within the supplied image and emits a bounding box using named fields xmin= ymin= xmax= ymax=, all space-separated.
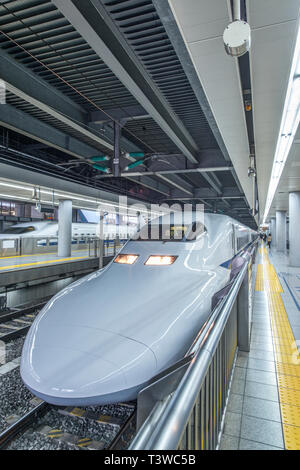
xmin=223 ymin=0 xmax=251 ymax=57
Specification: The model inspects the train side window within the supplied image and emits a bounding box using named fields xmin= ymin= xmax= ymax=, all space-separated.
xmin=3 ymin=225 xmax=36 ymax=234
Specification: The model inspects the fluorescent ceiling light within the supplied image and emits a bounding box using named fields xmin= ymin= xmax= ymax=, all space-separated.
xmin=0 ymin=193 xmax=31 ymax=201
xmin=0 ymin=179 xmax=164 ymax=217
xmin=263 ymin=20 xmax=300 ymax=223
xmin=0 ymin=182 xmax=33 ymax=192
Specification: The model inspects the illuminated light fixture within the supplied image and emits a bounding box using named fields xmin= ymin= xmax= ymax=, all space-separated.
xmin=0 ymin=181 xmax=33 ymax=192
xmin=92 ymin=164 xmax=111 ymax=173
xmin=90 ymin=155 xmax=110 ymax=162
xmin=0 ymin=179 xmax=163 ymax=217
xmin=223 ymin=0 xmax=251 ymax=58
xmin=263 ymin=20 xmax=300 ymax=223
xmin=145 ymin=255 xmax=177 ymax=266
xmin=114 ymin=254 xmax=139 ymax=265
xmin=124 ymin=159 xmax=144 ymax=171
xmin=0 ymin=192 xmax=31 ymax=201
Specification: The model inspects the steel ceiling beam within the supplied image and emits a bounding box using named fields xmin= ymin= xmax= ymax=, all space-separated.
xmin=128 ymin=166 xmax=232 ymax=177
xmin=166 ymin=195 xmax=244 ymax=201
xmin=166 ymin=186 xmax=244 ymax=200
xmin=0 ymin=50 xmax=85 ymax=123
xmin=52 ymin=0 xmax=199 ymax=164
xmin=0 ymin=49 xmax=114 ymax=152
xmin=156 ymin=174 xmax=193 ymax=196
xmin=221 ymin=199 xmax=232 ymax=209
xmin=0 ymin=104 xmax=102 ymax=161
xmin=201 ymin=172 xmax=223 ymax=195
xmin=94 ymin=165 xmax=232 ymax=179
xmin=88 ymin=122 xmax=141 ymax=154
xmin=152 ymin=0 xmax=232 ymax=163
xmin=126 ymin=176 xmax=170 ymax=197
xmin=90 ymin=105 xmax=149 ymax=123
xmin=0 ymin=50 xmax=170 ymax=194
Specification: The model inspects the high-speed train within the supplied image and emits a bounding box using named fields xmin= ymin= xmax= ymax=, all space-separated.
xmin=21 ymin=213 xmax=256 ymax=406
xmin=0 ymin=220 xmax=136 ymax=240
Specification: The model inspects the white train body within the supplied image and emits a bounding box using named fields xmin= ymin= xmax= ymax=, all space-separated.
xmin=21 ymin=213 xmax=256 ymax=406
xmin=0 ymin=220 xmax=136 ymax=240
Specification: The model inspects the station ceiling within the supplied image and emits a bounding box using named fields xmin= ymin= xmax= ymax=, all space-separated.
xmin=1 ymin=1 xmax=297 ymax=229
xmin=247 ymin=0 xmax=300 ymax=222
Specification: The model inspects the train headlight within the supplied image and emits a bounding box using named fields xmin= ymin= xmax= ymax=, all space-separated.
xmin=145 ymin=255 xmax=177 ymax=266
xmin=114 ymin=254 xmax=139 ymax=265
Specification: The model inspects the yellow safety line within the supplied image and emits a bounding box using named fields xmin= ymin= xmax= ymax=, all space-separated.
xmin=0 ymin=255 xmax=88 ymax=271
xmin=0 ymin=249 xmax=88 ymax=260
xmin=257 ymin=244 xmax=300 ymax=450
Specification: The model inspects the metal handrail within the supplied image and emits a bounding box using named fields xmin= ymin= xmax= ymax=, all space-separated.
xmin=130 ymin=242 xmax=257 ymax=450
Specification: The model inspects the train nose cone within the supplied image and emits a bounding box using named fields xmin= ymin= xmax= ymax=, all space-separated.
xmin=21 ymin=324 xmax=157 ymax=406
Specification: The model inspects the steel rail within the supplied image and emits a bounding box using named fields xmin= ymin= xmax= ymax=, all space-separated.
xmin=0 ymin=301 xmax=47 ymax=324
xmin=0 ymin=300 xmax=48 ymax=342
xmin=0 ymin=402 xmax=49 ymax=449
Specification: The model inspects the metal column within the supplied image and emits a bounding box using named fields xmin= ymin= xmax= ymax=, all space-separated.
xmin=289 ymin=191 xmax=300 ymax=267
xmin=271 ymin=217 xmax=276 ymax=247
xmin=276 ymin=210 xmax=287 ymax=252
xmin=113 ymin=121 xmax=121 ymax=177
xmin=58 ymin=199 xmax=72 ymax=258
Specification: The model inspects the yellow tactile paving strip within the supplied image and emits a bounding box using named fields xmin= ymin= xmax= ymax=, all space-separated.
xmin=0 ymin=249 xmax=87 ymax=260
xmin=255 ymin=264 xmax=264 ymax=291
xmin=256 ymin=245 xmax=300 ymax=449
xmin=0 ymin=255 xmax=88 ymax=271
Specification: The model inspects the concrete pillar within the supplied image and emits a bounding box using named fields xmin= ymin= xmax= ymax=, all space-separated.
xmin=58 ymin=199 xmax=72 ymax=257
xmin=289 ymin=192 xmax=300 ymax=267
xmin=276 ymin=210 xmax=287 ymax=252
xmin=271 ymin=217 xmax=276 ymax=247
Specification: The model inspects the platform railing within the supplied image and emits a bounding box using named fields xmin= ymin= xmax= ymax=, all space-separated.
xmin=0 ymin=236 xmax=127 ymax=258
xmin=88 ymin=237 xmax=126 ymax=260
xmin=130 ymin=242 xmax=257 ymax=450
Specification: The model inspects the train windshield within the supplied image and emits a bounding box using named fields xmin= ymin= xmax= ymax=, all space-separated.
xmin=133 ymin=220 xmax=206 ymax=242
xmin=3 ymin=226 xmax=36 ymax=234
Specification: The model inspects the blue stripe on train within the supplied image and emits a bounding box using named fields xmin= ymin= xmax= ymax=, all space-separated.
xmin=219 ymin=241 xmax=253 ymax=269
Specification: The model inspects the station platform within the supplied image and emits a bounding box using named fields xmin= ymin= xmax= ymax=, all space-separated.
xmin=0 ymin=250 xmax=115 ymax=294
xmin=220 ymin=244 xmax=300 ymax=450
xmin=0 ymin=249 xmax=90 ymax=272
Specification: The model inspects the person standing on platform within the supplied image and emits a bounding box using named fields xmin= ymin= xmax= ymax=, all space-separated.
xmin=267 ymin=233 xmax=272 ymax=249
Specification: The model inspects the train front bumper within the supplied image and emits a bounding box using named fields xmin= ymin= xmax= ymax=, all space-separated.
xmin=20 ymin=325 xmax=157 ymax=406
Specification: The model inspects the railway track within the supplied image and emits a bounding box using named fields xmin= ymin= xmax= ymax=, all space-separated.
xmin=0 ymin=400 xmax=137 ymax=450
xmin=0 ymin=299 xmax=137 ymax=450
xmin=0 ymin=300 xmax=48 ymax=342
